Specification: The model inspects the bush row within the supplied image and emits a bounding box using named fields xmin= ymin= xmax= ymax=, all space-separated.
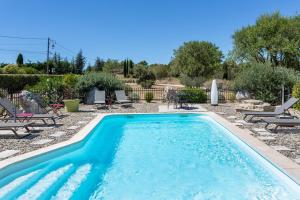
xmin=234 ymin=62 xmax=300 ymax=104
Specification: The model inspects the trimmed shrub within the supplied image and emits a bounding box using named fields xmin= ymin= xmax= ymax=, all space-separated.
xmin=1 ymin=64 xmax=38 ymax=74
xmin=22 ymin=67 xmax=39 ymax=74
xmin=63 ymin=74 xmax=79 ymax=99
xmin=0 ymin=74 xmax=40 ymax=94
xmin=26 ymin=77 xmax=64 ymax=104
xmin=2 ymin=65 xmax=24 ymax=74
xmin=292 ymin=82 xmax=300 ymax=110
xmin=76 ymin=72 xmax=124 ymax=100
xmin=177 ymin=88 xmax=207 ymax=103
xmin=234 ymin=62 xmax=300 ymax=103
xmin=145 ymin=92 xmax=153 ymax=102
xmin=130 ymin=92 xmax=140 ymax=102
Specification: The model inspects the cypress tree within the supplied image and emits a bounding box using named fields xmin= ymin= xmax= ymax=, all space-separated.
xmin=123 ymin=60 xmax=126 ymax=77
xmin=16 ymin=53 xmax=24 ymax=66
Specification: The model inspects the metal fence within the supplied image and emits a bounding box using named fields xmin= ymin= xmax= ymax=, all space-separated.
xmin=127 ymin=87 xmax=235 ymax=102
xmin=0 ymin=89 xmax=21 ymax=106
xmin=1 ymin=87 xmax=236 ymax=104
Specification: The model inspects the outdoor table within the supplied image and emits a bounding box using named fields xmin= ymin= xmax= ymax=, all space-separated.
xmin=177 ymin=94 xmax=190 ymax=109
xmin=49 ymin=104 xmax=64 ymax=115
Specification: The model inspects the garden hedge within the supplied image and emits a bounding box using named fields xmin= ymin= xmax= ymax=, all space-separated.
xmin=0 ymin=74 xmax=63 ymax=94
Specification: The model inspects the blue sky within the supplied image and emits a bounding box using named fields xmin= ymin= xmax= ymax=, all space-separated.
xmin=0 ymin=0 xmax=299 ymax=65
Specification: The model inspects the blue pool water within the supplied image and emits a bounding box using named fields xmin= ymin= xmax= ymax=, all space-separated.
xmin=0 ymin=114 xmax=299 ymax=199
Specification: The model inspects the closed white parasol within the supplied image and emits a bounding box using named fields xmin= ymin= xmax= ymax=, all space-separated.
xmin=211 ymin=79 xmax=218 ymax=106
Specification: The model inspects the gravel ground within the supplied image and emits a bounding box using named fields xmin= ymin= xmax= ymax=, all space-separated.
xmin=0 ymin=103 xmax=159 ymax=159
xmin=203 ymin=103 xmax=300 ymax=164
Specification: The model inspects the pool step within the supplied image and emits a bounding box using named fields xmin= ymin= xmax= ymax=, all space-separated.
xmin=16 ymin=164 xmax=72 ymax=200
xmin=52 ymin=163 xmax=92 ymax=199
xmin=71 ymin=163 xmax=110 ymax=199
xmin=0 ymin=170 xmax=40 ymax=198
xmin=2 ymin=163 xmax=72 ymax=199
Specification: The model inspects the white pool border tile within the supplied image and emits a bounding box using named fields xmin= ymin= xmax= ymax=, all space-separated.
xmin=0 ymin=112 xmax=299 ymax=186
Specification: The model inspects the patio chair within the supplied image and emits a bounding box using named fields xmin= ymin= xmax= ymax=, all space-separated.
xmin=242 ymin=97 xmax=299 ymax=122
xmin=0 ymin=98 xmax=57 ymax=125
xmin=0 ymin=122 xmax=32 ymax=138
xmin=94 ymin=90 xmax=106 ymax=104
xmin=115 ymin=90 xmax=132 ymax=106
xmin=94 ymin=89 xmax=107 ymax=108
xmin=29 ymin=93 xmax=64 ymax=117
xmin=263 ymin=117 xmax=300 ymax=132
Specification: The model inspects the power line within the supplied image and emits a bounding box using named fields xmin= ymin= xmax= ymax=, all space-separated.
xmin=0 ymin=48 xmax=47 ymax=54
xmin=55 ymin=42 xmax=77 ymax=55
xmin=0 ymin=43 xmax=44 ymax=46
xmin=0 ymin=34 xmax=97 ymax=64
xmin=54 ymin=41 xmax=96 ymax=62
xmin=0 ymin=35 xmax=47 ymax=40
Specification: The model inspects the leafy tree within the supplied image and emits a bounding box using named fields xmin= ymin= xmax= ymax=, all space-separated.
xmin=103 ymin=59 xmax=121 ymax=73
xmin=233 ymin=12 xmax=300 ymax=69
xmin=16 ymin=53 xmax=24 ymax=66
xmin=48 ymin=53 xmax=73 ymax=74
xmin=70 ymin=58 xmax=76 ymax=73
xmin=171 ymin=41 xmax=223 ymax=78
xmin=150 ymin=64 xmax=169 ymax=79
xmin=137 ymin=60 xmax=148 ymax=66
xmin=133 ymin=65 xmax=147 ymax=78
xmin=75 ymin=50 xmax=86 ymax=74
xmin=24 ymin=61 xmax=47 ymax=73
xmin=222 ymin=60 xmax=238 ymax=80
xmin=137 ymin=70 xmax=156 ymax=88
xmin=234 ymin=62 xmax=300 ymax=103
xmin=86 ymin=63 xmax=93 ymax=72
xmin=94 ymin=57 xmax=104 ymax=71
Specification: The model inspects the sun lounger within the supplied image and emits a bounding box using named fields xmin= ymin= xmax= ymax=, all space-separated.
xmin=94 ymin=90 xmax=106 ymax=104
xmin=242 ymin=97 xmax=299 ymax=122
xmin=115 ymin=90 xmax=131 ymax=104
xmin=0 ymin=98 xmax=57 ymax=125
xmin=27 ymin=93 xmax=64 ymax=116
xmin=263 ymin=117 xmax=300 ymax=132
xmin=0 ymin=122 xmax=32 ymax=138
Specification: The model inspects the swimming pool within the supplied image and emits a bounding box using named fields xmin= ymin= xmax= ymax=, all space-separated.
xmin=0 ymin=113 xmax=299 ymax=199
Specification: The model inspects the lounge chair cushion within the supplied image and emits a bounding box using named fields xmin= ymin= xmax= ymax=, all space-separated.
xmin=0 ymin=122 xmax=32 ymax=128
xmin=263 ymin=118 xmax=300 ymax=125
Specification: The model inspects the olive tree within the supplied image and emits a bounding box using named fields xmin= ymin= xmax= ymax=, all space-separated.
xmin=233 ymin=12 xmax=300 ymax=69
xmin=171 ymin=41 xmax=223 ymax=78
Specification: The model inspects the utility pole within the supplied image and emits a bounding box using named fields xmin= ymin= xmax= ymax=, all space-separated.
xmin=46 ymin=37 xmax=50 ymax=74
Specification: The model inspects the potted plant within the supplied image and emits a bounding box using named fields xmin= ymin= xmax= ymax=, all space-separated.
xmin=62 ymin=74 xmax=80 ymax=112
